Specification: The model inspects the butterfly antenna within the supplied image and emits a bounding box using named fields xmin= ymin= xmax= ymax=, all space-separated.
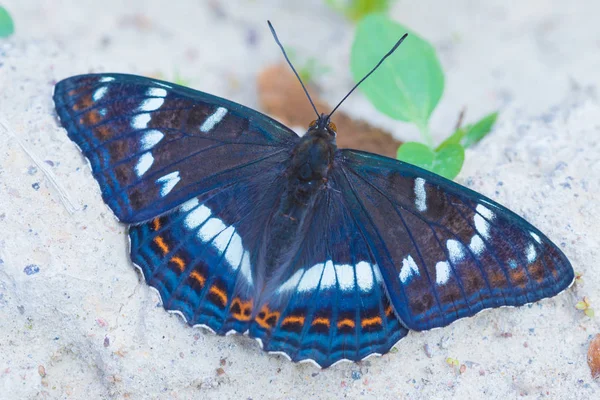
xmin=328 ymin=33 xmax=408 ymax=119
xmin=267 ymin=20 xmax=320 ymax=119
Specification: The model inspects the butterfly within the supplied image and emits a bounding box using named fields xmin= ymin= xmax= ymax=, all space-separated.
xmin=53 ymin=22 xmax=574 ymax=368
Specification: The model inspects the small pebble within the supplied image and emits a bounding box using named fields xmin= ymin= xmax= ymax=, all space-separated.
xmin=104 ymin=336 xmax=110 ymax=347
xmin=423 ymin=343 xmax=433 ymax=358
xmin=24 ymin=264 xmax=40 ymax=275
xmin=38 ymin=365 xmax=46 ymax=378
xmin=246 ymin=28 xmax=258 ymax=46
xmin=32 ymin=182 xmax=40 ymax=190
xmin=216 ymin=367 xmax=225 ymax=376
xmin=28 ymin=166 xmax=38 ymax=175
xmin=351 ymin=370 xmax=362 ymax=380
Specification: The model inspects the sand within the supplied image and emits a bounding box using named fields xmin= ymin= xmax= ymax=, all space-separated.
xmin=1 ymin=1 xmax=599 ymax=398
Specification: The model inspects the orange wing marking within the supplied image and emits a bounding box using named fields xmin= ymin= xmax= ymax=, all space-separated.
xmin=311 ymin=317 xmax=330 ymax=328
xmin=337 ymin=319 xmax=355 ymax=329
xmin=385 ymin=304 xmax=394 ymax=316
xmin=230 ymin=298 xmax=253 ymax=321
xmin=170 ymin=256 xmax=185 ymax=272
xmin=255 ymin=305 xmax=280 ymax=329
xmin=153 ymin=236 xmax=169 ymax=255
xmin=209 ymin=285 xmax=228 ymax=307
xmin=281 ymin=315 xmax=305 ymax=326
xmin=361 ymin=316 xmax=382 ymax=328
xmin=189 ymin=271 xmax=205 ymax=287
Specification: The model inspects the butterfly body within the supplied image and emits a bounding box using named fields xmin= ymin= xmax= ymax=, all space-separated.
xmin=53 ymin=72 xmax=573 ymax=368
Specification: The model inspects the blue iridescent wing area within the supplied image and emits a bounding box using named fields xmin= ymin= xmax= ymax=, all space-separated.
xmin=129 ymin=163 xmax=288 ymax=336
xmin=337 ymin=149 xmax=574 ymax=331
xmin=245 ymin=187 xmax=407 ymax=368
xmin=53 ymin=73 xmax=298 ymax=223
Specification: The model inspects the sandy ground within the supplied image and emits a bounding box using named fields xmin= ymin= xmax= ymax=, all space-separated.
xmin=1 ymin=1 xmax=599 ymax=399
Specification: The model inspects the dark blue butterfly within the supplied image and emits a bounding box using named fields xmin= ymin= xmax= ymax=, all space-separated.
xmin=53 ymin=28 xmax=573 ymax=368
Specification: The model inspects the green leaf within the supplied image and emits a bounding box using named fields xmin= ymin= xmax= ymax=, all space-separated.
xmin=446 ymin=357 xmax=460 ymax=367
xmin=351 ymin=14 xmax=444 ymax=128
xmin=396 ymin=142 xmax=434 ymax=170
xmin=432 ymin=143 xmax=464 ymax=179
xmin=0 ymin=7 xmax=14 ymax=38
xmin=397 ymin=142 xmax=464 ymax=180
xmin=461 ymin=112 xmax=498 ymax=148
xmin=585 ymin=308 xmax=595 ymax=318
xmin=326 ymin=0 xmax=394 ymax=21
xmin=437 ymin=127 xmax=466 ymax=151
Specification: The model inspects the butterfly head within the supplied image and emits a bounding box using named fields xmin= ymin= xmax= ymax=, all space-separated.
xmin=308 ymin=113 xmax=337 ymax=138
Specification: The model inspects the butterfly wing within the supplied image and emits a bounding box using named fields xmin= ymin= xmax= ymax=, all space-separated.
xmin=337 ymin=149 xmax=574 ymax=331
xmin=129 ymin=166 xmax=408 ymax=367
xmin=129 ymin=163 xmax=288 ymax=336
xmin=53 ymin=73 xmax=298 ymax=223
xmin=246 ymin=187 xmax=408 ymax=368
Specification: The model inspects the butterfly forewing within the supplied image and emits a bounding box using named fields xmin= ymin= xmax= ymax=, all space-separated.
xmin=53 ymin=73 xmax=299 ymax=223
xmin=338 ymin=149 xmax=574 ymax=331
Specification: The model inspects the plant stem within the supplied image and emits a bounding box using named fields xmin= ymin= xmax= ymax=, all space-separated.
xmin=417 ymin=122 xmax=434 ymax=148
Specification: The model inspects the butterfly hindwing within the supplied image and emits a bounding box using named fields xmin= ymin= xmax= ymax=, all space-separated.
xmin=53 ymin=73 xmax=298 ymax=223
xmin=129 ymin=164 xmax=287 ymax=334
xmin=247 ymin=188 xmax=408 ymax=368
xmin=338 ymin=149 xmax=574 ymax=331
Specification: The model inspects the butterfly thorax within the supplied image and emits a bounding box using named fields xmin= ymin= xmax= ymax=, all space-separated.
xmin=256 ymin=124 xmax=337 ymax=297
xmin=288 ymin=126 xmax=336 ymax=202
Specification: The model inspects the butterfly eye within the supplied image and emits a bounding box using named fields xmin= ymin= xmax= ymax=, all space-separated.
xmin=309 ymin=120 xmax=318 ymax=128
xmin=328 ymin=122 xmax=337 ymax=132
